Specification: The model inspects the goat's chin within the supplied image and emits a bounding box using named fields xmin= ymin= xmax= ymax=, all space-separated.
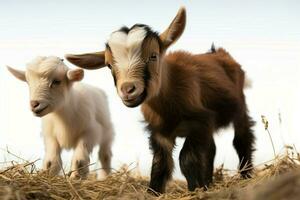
xmin=33 ymin=106 xmax=51 ymax=117
xmin=122 ymin=92 xmax=146 ymax=108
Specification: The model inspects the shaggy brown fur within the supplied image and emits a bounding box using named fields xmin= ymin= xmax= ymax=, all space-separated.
xmin=142 ymin=48 xmax=255 ymax=193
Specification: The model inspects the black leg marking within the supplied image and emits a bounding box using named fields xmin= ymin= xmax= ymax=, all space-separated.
xmin=69 ymin=159 xmax=90 ymax=179
xmin=76 ymin=160 xmax=84 ymax=169
xmin=46 ymin=161 xmax=52 ymax=169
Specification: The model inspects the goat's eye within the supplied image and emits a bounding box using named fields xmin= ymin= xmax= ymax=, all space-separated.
xmin=50 ymin=79 xmax=61 ymax=88
xmin=149 ymin=53 xmax=158 ymax=61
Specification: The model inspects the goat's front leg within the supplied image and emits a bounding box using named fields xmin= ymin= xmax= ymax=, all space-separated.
xmin=149 ymin=133 xmax=175 ymax=194
xmin=43 ymin=136 xmax=62 ymax=176
xmin=179 ymin=119 xmax=216 ymax=191
xmin=69 ymin=137 xmax=92 ymax=179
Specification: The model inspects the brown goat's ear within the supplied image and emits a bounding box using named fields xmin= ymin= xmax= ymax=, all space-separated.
xmin=67 ymin=68 xmax=84 ymax=82
xmin=6 ymin=66 xmax=26 ymax=82
xmin=65 ymin=51 xmax=106 ymax=70
xmin=159 ymin=7 xmax=186 ymax=49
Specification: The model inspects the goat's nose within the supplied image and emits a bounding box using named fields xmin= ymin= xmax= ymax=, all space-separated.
xmin=121 ymin=82 xmax=136 ymax=96
xmin=30 ymin=100 xmax=40 ymax=109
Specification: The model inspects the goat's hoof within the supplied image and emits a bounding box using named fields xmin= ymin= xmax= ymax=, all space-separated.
xmin=41 ymin=161 xmax=60 ymax=176
xmin=98 ymin=169 xmax=108 ymax=181
xmin=69 ymin=171 xmax=81 ymax=180
xmin=39 ymin=169 xmax=50 ymax=176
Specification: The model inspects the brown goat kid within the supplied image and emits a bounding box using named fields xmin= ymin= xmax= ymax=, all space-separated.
xmin=65 ymin=7 xmax=255 ymax=193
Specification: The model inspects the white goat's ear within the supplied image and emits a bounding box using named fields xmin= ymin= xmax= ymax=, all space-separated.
xmin=159 ymin=7 xmax=186 ymax=50
xmin=65 ymin=51 xmax=106 ymax=70
xmin=6 ymin=66 xmax=26 ymax=82
xmin=67 ymin=68 xmax=84 ymax=82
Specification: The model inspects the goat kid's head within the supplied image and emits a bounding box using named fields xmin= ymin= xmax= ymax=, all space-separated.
xmin=66 ymin=7 xmax=186 ymax=107
xmin=7 ymin=56 xmax=84 ymax=117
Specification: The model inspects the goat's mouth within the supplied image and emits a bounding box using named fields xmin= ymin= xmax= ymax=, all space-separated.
xmin=122 ymin=91 xmax=146 ymax=108
xmin=33 ymin=105 xmax=49 ymax=117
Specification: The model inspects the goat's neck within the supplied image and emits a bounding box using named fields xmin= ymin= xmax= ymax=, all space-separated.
xmin=52 ymin=87 xmax=77 ymax=117
xmin=157 ymin=57 xmax=171 ymax=99
xmin=145 ymin=57 xmax=173 ymax=110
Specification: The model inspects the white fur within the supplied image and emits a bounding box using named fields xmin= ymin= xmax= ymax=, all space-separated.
xmin=42 ymin=83 xmax=114 ymax=179
xmin=11 ymin=56 xmax=114 ymax=179
xmin=108 ymin=26 xmax=147 ymax=70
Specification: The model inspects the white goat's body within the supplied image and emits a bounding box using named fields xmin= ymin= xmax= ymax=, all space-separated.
xmin=41 ymin=82 xmax=114 ymax=179
xmin=7 ymin=56 xmax=114 ymax=179
xmin=42 ymin=82 xmax=113 ymax=150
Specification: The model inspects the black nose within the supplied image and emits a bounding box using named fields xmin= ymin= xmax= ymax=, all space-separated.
xmin=121 ymin=82 xmax=136 ymax=95
xmin=30 ymin=100 xmax=40 ymax=109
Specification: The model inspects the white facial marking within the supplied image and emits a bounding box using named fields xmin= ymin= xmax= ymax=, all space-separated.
xmin=108 ymin=26 xmax=147 ymax=70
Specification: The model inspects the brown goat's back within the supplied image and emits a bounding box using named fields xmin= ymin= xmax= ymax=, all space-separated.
xmin=162 ymin=48 xmax=246 ymax=128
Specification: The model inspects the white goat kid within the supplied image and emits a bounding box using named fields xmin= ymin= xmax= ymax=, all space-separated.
xmin=7 ymin=56 xmax=114 ymax=179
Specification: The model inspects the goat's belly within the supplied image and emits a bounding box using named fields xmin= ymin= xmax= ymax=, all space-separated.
xmin=212 ymin=102 xmax=238 ymax=128
xmin=172 ymin=121 xmax=199 ymax=138
xmin=55 ymin=131 xmax=80 ymax=149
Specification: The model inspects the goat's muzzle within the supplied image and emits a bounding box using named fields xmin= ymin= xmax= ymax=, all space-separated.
xmin=120 ymin=81 xmax=146 ymax=107
xmin=30 ymin=100 xmax=49 ymax=117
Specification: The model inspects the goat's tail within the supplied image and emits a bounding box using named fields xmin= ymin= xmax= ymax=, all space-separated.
xmin=244 ymin=76 xmax=252 ymax=89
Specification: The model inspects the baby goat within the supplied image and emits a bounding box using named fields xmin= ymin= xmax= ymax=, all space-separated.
xmin=65 ymin=7 xmax=255 ymax=193
xmin=7 ymin=56 xmax=114 ymax=179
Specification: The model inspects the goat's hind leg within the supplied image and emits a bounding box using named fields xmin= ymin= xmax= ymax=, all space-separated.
xmin=233 ymin=104 xmax=255 ymax=178
xmin=98 ymin=139 xmax=113 ymax=180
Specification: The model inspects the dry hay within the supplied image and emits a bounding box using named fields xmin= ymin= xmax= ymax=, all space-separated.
xmin=0 ymin=147 xmax=299 ymax=200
